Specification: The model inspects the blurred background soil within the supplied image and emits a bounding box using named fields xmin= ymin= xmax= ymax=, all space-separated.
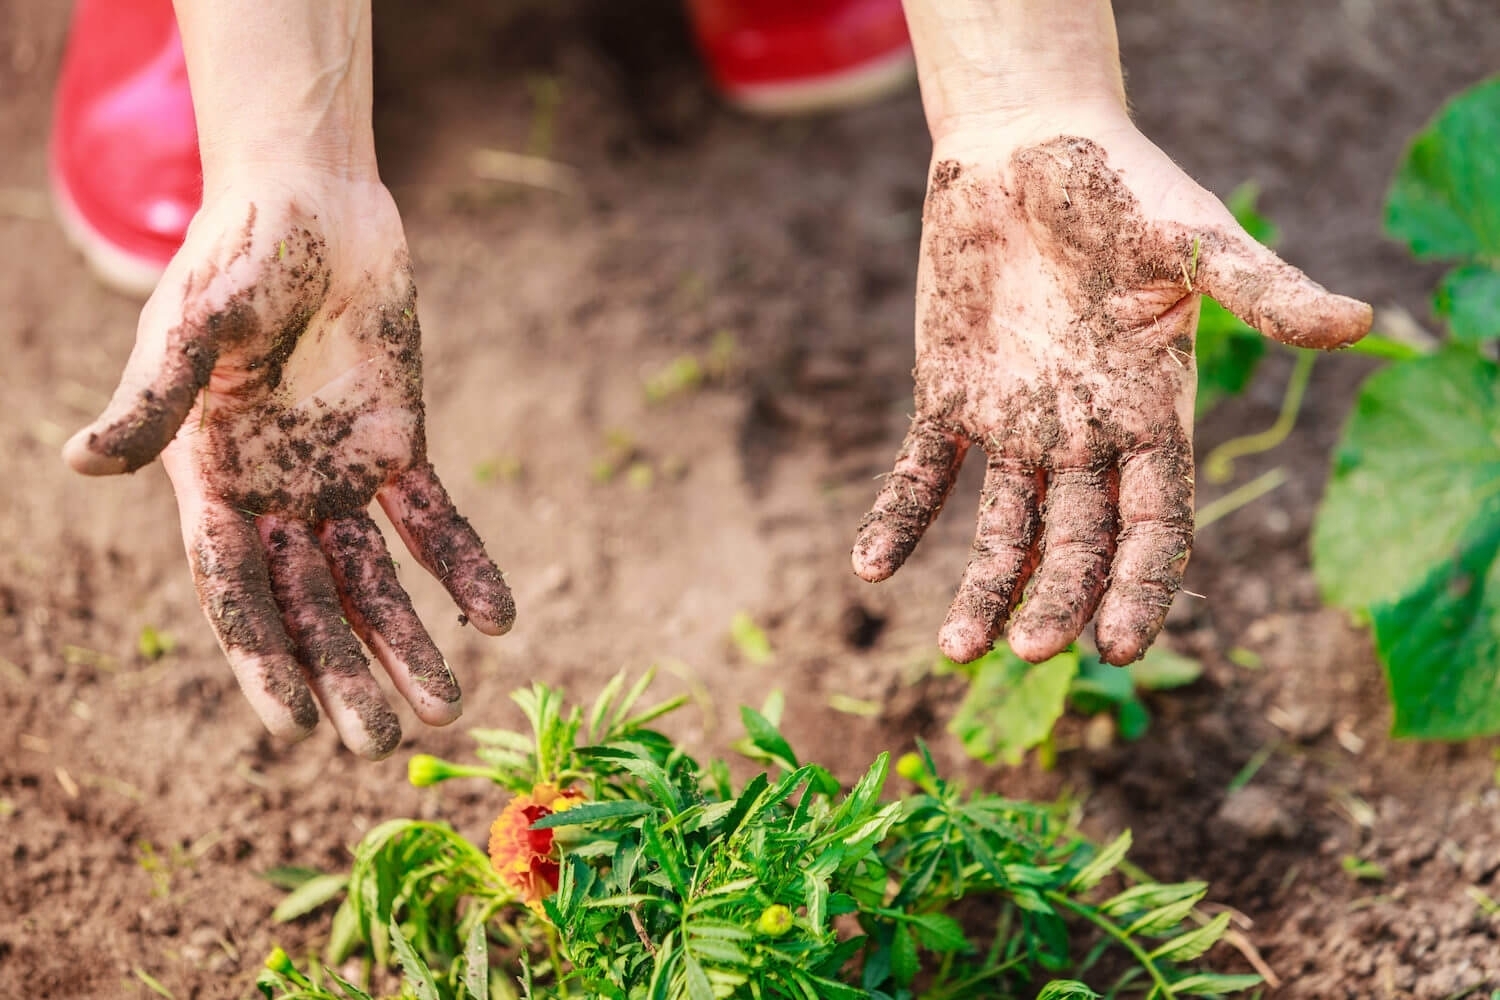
xmin=3 ymin=1 xmax=1500 ymax=996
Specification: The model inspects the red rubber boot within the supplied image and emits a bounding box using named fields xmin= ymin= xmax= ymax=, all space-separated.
xmin=50 ymin=0 xmax=201 ymax=298
xmin=684 ymin=0 xmax=914 ymax=114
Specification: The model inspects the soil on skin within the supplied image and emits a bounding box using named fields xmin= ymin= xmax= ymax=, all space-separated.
xmin=3 ymin=1 xmax=1500 ymax=997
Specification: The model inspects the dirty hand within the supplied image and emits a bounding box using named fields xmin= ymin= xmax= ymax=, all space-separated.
xmin=64 ymin=179 xmax=515 ymax=758
xmin=852 ymin=123 xmax=1372 ymax=666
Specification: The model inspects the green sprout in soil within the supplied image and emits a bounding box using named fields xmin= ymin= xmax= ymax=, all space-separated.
xmin=257 ymin=670 xmax=1258 ymax=1000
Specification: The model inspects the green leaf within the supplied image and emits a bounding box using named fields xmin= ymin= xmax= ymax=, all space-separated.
xmin=259 ymin=866 xmax=327 ymax=891
xmin=529 ymin=799 xmax=654 ymax=829
xmin=464 ymin=921 xmax=490 ymax=1000
xmin=890 ymin=925 xmax=918 ymax=988
xmin=1100 ymin=881 xmax=1207 ymax=919
xmin=1128 ymin=646 xmax=1203 ymax=691
xmin=730 ymin=611 xmax=774 ymax=664
xmin=388 ymin=917 xmax=440 ymax=1000
xmin=272 ymin=874 xmax=349 ymax=923
xmin=1117 ymin=698 xmax=1151 ymax=741
xmin=682 ymin=950 xmax=715 ymax=1000
xmin=1313 ymin=347 xmax=1500 ymax=738
xmin=1035 ymin=983 xmax=1101 ymax=1000
xmin=1068 ymin=655 xmax=1135 ymax=713
xmin=739 ymin=706 xmax=799 ymax=770
xmin=1195 ymin=300 xmax=1265 ymax=417
xmin=904 ymin=913 xmax=969 ymax=953
xmin=1435 ymin=263 xmax=1500 ymax=343
xmin=1385 ymin=75 xmax=1500 ymax=262
xmin=948 ymin=644 xmax=1080 ymax=766
xmin=1068 ymin=829 xmax=1132 ymax=892
xmin=1314 ymin=347 xmax=1500 ymax=612
xmin=1148 ymin=911 xmax=1231 ymax=962
xmin=1225 ymin=181 xmax=1281 ymax=248
xmin=1124 ymin=889 xmax=1206 ymax=936
xmin=1171 ymin=972 xmax=1263 ymax=996
xmin=1371 ymin=515 xmax=1500 ymax=739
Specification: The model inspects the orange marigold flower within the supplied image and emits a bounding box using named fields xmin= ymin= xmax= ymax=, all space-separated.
xmin=488 ymin=782 xmax=584 ymax=909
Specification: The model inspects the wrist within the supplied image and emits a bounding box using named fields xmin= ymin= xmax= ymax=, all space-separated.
xmin=173 ymin=0 xmax=379 ymax=185
xmin=901 ymin=0 xmax=1128 ymax=143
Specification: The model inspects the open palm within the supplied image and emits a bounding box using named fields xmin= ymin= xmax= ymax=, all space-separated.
xmin=854 ymin=129 xmax=1371 ymax=666
xmin=66 ymin=180 xmax=513 ymax=758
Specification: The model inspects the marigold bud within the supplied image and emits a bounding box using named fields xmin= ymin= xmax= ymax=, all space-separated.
xmin=756 ymin=904 xmax=794 ymax=937
xmin=895 ymin=752 xmax=926 ymax=783
xmin=264 ymin=947 xmax=296 ymax=975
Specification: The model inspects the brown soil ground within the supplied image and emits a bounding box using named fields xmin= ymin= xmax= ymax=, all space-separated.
xmin=4 ymin=1 xmax=1500 ymax=998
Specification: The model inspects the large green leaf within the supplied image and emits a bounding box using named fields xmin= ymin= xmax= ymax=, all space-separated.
xmin=1386 ymin=75 xmax=1500 ymax=344
xmin=1435 ymin=264 xmax=1500 ymax=343
xmin=1313 ymin=347 xmax=1500 ymax=738
xmin=947 ymin=645 xmax=1079 ymax=765
xmin=1386 ymin=75 xmax=1500 ymax=262
xmin=1313 ymin=347 xmax=1500 ymax=611
xmin=1372 ymin=515 xmax=1500 ymax=739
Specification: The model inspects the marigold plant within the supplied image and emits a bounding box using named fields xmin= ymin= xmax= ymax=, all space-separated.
xmin=256 ymin=669 xmax=1260 ymax=1000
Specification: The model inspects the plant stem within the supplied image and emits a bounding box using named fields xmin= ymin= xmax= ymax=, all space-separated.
xmin=1195 ymin=467 xmax=1287 ymax=529
xmin=1046 ymin=891 xmax=1175 ymax=1000
xmin=1201 ymin=350 xmax=1315 ymax=483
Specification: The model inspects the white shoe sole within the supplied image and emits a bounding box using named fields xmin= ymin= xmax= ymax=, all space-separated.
xmin=720 ymin=48 xmax=916 ymax=116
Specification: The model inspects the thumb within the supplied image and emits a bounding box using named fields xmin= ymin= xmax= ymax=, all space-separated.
xmin=1193 ymin=226 xmax=1372 ymax=350
xmin=63 ymin=315 xmax=217 ymax=475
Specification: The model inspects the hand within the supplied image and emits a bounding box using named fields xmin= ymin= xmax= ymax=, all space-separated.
xmin=65 ymin=177 xmax=515 ymax=758
xmin=852 ymin=122 xmax=1371 ymax=666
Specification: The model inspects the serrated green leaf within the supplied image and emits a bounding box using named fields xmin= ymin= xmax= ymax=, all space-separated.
xmin=1435 ymin=263 xmax=1500 ymax=343
xmin=1100 ymin=881 xmax=1208 ymax=918
xmin=272 ymin=874 xmax=349 ymax=923
xmin=1149 ymin=911 xmax=1231 ymax=962
xmin=1313 ymin=347 xmax=1500 ymax=738
xmin=905 ymin=913 xmax=969 ymax=953
xmin=948 ymin=644 xmax=1079 ymax=766
xmin=1035 ymin=982 xmax=1101 ymax=1000
xmin=388 ymin=917 xmax=440 ymax=1000
xmin=464 ymin=921 xmax=490 ymax=1000
xmin=1385 ymin=75 xmax=1500 ymax=262
xmin=683 ymin=950 xmax=715 ymax=1000
xmin=1124 ymin=889 xmax=1206 ymax=936
xmin=529 ymin=799 xmax=654 ymax=829
xmin=890 ymin=925 xmax=918 ymax=987
xmin=258 ymin=866 xmax=328 ymax=891
xmin=740 ymin=706 xmax=799 ymax=770
xmin=1069 ymin=830 xmax=1131 ymax=892
xmin=1172 ymin=972 xmax=1263 ymax=996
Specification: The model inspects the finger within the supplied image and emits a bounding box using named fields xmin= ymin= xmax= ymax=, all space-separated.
xmin=1095 ymin=444 xmax=1194 ymax=666
xmin=319 ymin=512 xmax=463 ymax=726
xmin=1195 ymin=229 xmax=1372 ymax=350
xmin=1006 ymin=467 xmax=1116 ymax=663
xmin=260 ymin=516 xmax=403 ymax=760
xmin=937 ymin=458 xmax=1043 ymax=663
xmin=184 ymin=501 xmax=319 ymax=743
xmin=64 ymin=320 xmax=217 ymax=475
xmin=852 ymin=418 xmax=968 ymax=582
xmin=378 ymin=461 xmax=516 ymax=636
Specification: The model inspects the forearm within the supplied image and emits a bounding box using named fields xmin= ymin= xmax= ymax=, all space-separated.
xmin=172 ymin=0 xmax=377 ymax=185
xmin=900 ymin=0 xmax=1128 ymax=141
